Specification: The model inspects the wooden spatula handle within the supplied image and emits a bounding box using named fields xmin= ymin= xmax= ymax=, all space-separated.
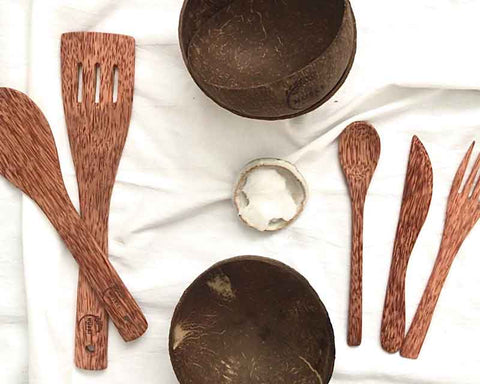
xmin=75 ymin=208 xmax=109 ymax=369
xmin=39 ymin=191 xmax=147 ymax=342
xmin=381 ymin=247 xmax=408 ymax=353
xmin=76 ymin=270 xmax=108 ymax=367
xmin=400 ymin=247 xmax=454 ymax=359
xmin=348 ymin=197 xmax=364 ymax=346
xmin=66 ymin=214 xmax=146 ymax=342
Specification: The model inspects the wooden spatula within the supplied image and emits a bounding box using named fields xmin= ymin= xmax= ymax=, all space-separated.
xmin=381 ymin=136 xmax=433 ymax=353
xmin=0 ymin=88 xmax=147 ymax=342
xmin=339 ymin=121 xmax=381 ymax=346
xmin=61 ymin=32 xmax=135 ymax=370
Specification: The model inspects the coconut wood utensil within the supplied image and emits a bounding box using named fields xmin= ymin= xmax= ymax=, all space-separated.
xmin=381 ymin=136 xmax=433 ymax=353
xmin=0 ymin=88 xmax=147 ymax=342
xmin=401 ymin=142 xmax=480 ymax=359
xmin=339 ymin=121 xmax=381 ymax=346
xmin=61 ymin=31 xmax=135 ymax=370
xmin=170 ymin=256 xmax=336 ymax=384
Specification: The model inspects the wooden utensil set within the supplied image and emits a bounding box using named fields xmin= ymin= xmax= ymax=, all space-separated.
xmin=0 ymin=30 xmax=475 ymax=375
xmin=340 ymin=121 xmax=480 ymax=359
xmin=0 ymin=32 xmax=143 ymax=371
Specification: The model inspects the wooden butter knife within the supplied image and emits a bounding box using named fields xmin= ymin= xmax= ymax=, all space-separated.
xmin=381 ymin=136 xmax=433 ymax=353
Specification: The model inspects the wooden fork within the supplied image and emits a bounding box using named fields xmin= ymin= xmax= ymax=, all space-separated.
xmin=401 ymin=142 xmax=480 ymax=359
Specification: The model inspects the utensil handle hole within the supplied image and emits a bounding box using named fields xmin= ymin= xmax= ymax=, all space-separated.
xmin=85 ymin=344 xmax=95 ymax=353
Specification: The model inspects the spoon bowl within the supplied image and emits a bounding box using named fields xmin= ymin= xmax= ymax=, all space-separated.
xmin=339 ymin=122 xmax=381 ymax=186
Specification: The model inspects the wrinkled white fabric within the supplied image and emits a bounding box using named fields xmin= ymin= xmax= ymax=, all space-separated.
xmin=1 ymin=0 xmax=480 ymax=383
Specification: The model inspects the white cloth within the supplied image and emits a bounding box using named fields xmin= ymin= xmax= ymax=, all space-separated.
xmin=1 ymin=0 xmax=480 ymax=383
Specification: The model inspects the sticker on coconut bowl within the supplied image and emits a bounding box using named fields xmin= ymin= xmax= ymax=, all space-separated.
xmin=233 ymin=158 xmax=308 ymax=231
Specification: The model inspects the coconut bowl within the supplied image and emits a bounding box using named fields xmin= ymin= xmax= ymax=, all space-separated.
xmin=169 ymin=256 xmax=335 ymax=384
xmin=179 ymin=0 xmax=356 ymax=120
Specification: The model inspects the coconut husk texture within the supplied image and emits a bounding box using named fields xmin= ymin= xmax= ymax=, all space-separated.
xmin=169 ymin=256 xmax=335 ymax=384
xmin=179 ymin=0 xmax=357 ymax=120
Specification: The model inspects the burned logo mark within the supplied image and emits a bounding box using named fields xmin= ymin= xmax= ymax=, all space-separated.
xmin=102 ymin=285 xmax=132 ymax=328
xmin=287 ymin=76 xmax=323 ymax=111
xmin=78 ymin=315 xmax=102 ymax=352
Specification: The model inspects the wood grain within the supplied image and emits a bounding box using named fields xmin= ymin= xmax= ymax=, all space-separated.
xmin=0 ymin=88 xmax=147 ymax=343
xmin=61 ymin=32 xmax=135 ymax=370
xmin=401 ymin=142 xmax=480 ymax=359
xmin=339 ymin=121 xmax=381 ymax=346
xmin=381 ymin=136 xmax=433 ymax=353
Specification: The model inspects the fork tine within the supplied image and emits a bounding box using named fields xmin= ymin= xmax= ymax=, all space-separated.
xmin=450 ymin=142 xmax=475 ymax=197
xmin=471 ymin=154 xmax=480 ymax=200
xmin=463 ymin=151 xmax=480 ymax=196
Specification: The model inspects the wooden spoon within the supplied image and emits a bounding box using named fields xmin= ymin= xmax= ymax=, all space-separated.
xmin=339 ymin=121 xmax=381 ymax=346
xmin=0 ymin=87 xmax=147 ymax=342
xmin=61 ymin=32 xmax=135 ymax=370
xmin=381 ymin=136 xmax=433 ymax=353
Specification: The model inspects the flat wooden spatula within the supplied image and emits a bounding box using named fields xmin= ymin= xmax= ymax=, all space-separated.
xmin=61 ymin=32 xmax=135 ymax=370
xmin=0 ymin=88 xmax=147 ymax=342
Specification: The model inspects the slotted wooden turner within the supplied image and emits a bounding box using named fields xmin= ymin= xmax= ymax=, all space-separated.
xmin=61 ymin=32 xmax=135 ymax=370
xmin=0 ymin=88 xmax=147 ymax=342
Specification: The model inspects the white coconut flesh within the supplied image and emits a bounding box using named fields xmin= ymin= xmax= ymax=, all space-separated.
xmin=235 ymin=159 xmax=308 ymax=231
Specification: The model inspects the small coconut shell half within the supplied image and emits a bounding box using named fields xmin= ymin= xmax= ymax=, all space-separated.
xmin=233 ymin=158 xmax=308 ymax=232
xmin=169 ymin=256 xmax=335 ymax=384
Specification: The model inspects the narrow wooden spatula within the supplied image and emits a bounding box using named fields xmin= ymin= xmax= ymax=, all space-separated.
xmin=61 ymin=32 xmax=135 ymax=370
xmin=0 ymin=88 xmax=147 ymax=342
xmin=381 ymin=136 xmax=433 ymax=353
